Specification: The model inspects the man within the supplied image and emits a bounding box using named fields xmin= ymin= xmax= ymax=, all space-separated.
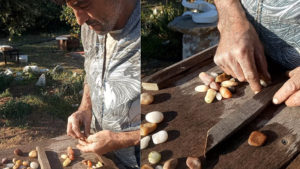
xmin=213 ymin=0 xmax=300 ymax=106
xmin=54 ymin=0 xmax=141 ymax=168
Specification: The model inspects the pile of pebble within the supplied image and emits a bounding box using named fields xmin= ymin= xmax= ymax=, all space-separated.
xmin=141 ymin=93 xmax=202 ymax=169
xmin=0 ymin=148 xmax=39 ymax=169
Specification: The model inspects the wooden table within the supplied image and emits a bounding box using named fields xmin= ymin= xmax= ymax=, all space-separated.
xmin=141 ymin=45 xmax=300 ymax=169
xmin=0 ymin=46 xmax=19 ymax=65
xmin=0 ymin=135 xmax=118 ymax=169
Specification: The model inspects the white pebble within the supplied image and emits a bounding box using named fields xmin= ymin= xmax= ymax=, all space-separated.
xmin=210 ymin=72 xmax=218 ymax=78
xmin=141 ymin=136 xmax=151 ymax=150
xmin=30 ymin=161 xmax=39 ymax=169
xmin=61 ymin=154 xmax=68 ymax=159
xmin=148 ymin=151 xmax=161 ymax=164
xmin=194 ymin=85 xmax=209 ymax=92
xmin=155 ymin=165 xmax=163 ymax=169
xmin=230 ymin=78 xmax=236 ymax=82
xmin=216 ymin=92 xmax=222 ymax=101
xmin=260 ymin=79 xmax=268 ymax=87
xmin=152 ymin=130 xmax=168 ymax=144
xmin=6 ymin=163 xmax=14 ymax=168
xmin=146 ymin=111 xmax=164 ymax=123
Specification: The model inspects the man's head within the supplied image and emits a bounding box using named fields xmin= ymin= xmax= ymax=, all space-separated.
xmin=54 ymin=0 xmax=125 ymax=35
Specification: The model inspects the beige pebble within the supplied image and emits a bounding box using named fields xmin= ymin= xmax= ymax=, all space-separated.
xmin=221 ymin=80 xmax=238 ymax=87
xmin=12 ymin=158 xmax=17 ymax=164
xmin=209 ymin=82 xmax=220 ymax=91
xmin=260 ymin=79 xmax=268 ymax=87
xmin=148 ymin=151 xmax=161 ymax=164
xmin=15 ymin=160 xmax=22 ymax=167
xmin=141 ymin=93 xmax=154 ymax=105
xmin=199 ymin=72 xmax=214 ymax=85
xmin=141 ymin=136 xmax=151 ymax=150
xmin=61 ymin=154 xmax=68 ymax=160
xmin=194 ymin=85 xmax=209 ymax=92
xmin=30 ymin=161 xmax=39 ymax=169
xmin=205 ymin=89 xmax=217 ymax=104
xmin=215 ymin=73 xmax=230 ymax=83
xmin=141 ymin=123 xmax=157 ymax=136
xmin=141 ymin=164 xmax=154 ymax=169
xmin=63 ymin=158 xmax=72 ymax=167
xmin=163 ymin=158 xmax=178 ymax=169
xmin=145 ymin=111 xmax=164 ymax=123
xmin=22 ymin=161 xmax=29 ymax=167
xmin=186 ymin=157 xmax=201 ymax=169
xmin=219 ymin=87 xmax=232 ymax=99
xmin=248 ymin=131 xmax=267 ymax=147
xmin=28 ymin=150 xmax=37 ymax=158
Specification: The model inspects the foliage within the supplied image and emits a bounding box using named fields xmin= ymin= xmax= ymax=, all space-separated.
xmin=142 ymin=2 xmax=183 ymax=61
xmin=60 ymin=6 xmax=80 ymax=35
xmin=0 ymin=74 xmax=14 ymax=92
xmin=0 ymin=99 xmax=32 ymax=120
xmin=0 ymin=89 xmax=12 ymax=98
xmin=0 ymin=0 xmax=63 ymax=40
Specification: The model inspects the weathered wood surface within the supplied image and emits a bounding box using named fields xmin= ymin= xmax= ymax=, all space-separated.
xmin=0 ymin=135 xmax=118 ymax=169
xmin=141 ymin=49 xmax=300 ymax=168
xmin=142 ymin=45 xmax=217 ymax=90
xmin=287 ymin=154 xmax=300 ymax=169
xmin=37 ymin=146 xmax=51 ymax=169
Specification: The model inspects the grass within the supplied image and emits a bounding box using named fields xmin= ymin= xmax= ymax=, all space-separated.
xmin=0 ymin=32 xmax=84 ymax=127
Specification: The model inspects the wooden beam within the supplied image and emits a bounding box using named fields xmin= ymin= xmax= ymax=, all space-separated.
xmin=37 ymin=146 xmax=52 ymax=169
xmin=142 ymin=45 xmax=217 ymax=90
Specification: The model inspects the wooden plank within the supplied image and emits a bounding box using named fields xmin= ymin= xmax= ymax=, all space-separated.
xmin=286 ymin=154 xmax=300 ymax=169
xmin=205 ymin=77 xmax=285 ymax=154
xmin=37 ymin=146 xmax=52 ymax=169
xmin=209 ymin=105 xmax=300 ymax=169
xmin=141 ymin=59 xmax=300 ymax=169
xmin=142 ymin=45 xmax=217 ymax=90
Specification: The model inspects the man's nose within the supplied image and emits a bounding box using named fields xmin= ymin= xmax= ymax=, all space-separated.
xmin=73 ymin=8 xmax=89 ymax=25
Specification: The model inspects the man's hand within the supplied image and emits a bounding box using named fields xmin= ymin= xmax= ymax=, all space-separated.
xmin=77 ymin=130 xmax=140 ymax=155
xmin=67 ymin=110 xmax=92 ymax=139
xmin=273 ymin=67 xmax=300 ymax=107
xmin=214 ymin=0 xmax=270 ymax=93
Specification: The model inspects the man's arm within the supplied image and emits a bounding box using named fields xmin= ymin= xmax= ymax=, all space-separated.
xmin=214 ymin=0 xmax=270 ymax=93
xmin=67 ymin=83 xmax=93 ymax=139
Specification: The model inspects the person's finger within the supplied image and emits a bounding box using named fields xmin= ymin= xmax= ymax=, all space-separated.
xmin=285 ymin=90 xmax=300 ymax=107
xmin=76 ymin=143 xmax=94 ymax=153
xmin=70 ymin=118 xmax=85 ymax=139
xmin=78 ymin=139 xmax=88 ymax=146
xmin=273 ymin=78 xmax=300 ymax=104
xmin=255 ymin=51 xmax=271 ymax=81
xmin=84 ymin=120 xmax=91 ymax=138
xmin=237 ymin=50 xmax=261 ymax=93
xmin=229 ymin=60 xmax=245 ymax=82
xmin=67 ymin=122 xmax=77 ymax=138
xmin=288 ymin=67 xmax=300 ymax=77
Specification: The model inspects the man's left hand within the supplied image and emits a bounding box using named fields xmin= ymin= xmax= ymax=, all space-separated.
xmin=273 ymin=67 xmax=300 ymax=107
xmin=77 ymin=130 xmax=121 ymax=155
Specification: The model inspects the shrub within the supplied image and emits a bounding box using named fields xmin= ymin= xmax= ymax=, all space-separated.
xmin=0 ymin=74 xmax=14 ymax=92
xmin=0 ymin=100 xmax=32 ymax=120
xmin=60 ymin=5 xmax=80 ymax=35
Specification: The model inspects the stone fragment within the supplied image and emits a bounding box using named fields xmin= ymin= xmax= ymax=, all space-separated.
xmin=141 ymin=136 xmax=151 ymax=150
xmin=14 ymin=149 xmax=23 ymax=156
xmin=145 ymin=111 xmax=164 ymax=124
xmin=216 ymin=92 xmax=222 ymax=101
xmin=141 ymin=93 xmax=154 ymax=105
xmin=30 ymin=161 xmax=39 ymax=169
xmin=219 ymin=87 xmax=232 ymax=99
xmin=141 ymin=164 xmax=154 ymax=169
xmin=248 ymin=131 xmax=267 ymax=147
xmin=204 ymin=89 xmax=216 ymax=103
xmin=209 ymin=82 xmax=220 ymax=91
xmin=28 ymin=150 xmax=37 ymax=158
xmin=195 ymin=85 xmax=209 ymax=92
xmin=163 ymin=158 xmax=178 ymax=169
xmin=215 ymin=73 xmax=230 ymax=83
xmin=152 ymin=130 xmax=168 ymax=145
xmin=221 ymin=80 xmax=238 ymax=87
xmin=199 ymin=72 xmax=214 ymax=85
xmin=141 ymin=123 xmax=157 ymax=136
xmin=148 ymin=151 xmax=161 ymax=164
xmin=186 ymin=157 xmax=201 ymax=169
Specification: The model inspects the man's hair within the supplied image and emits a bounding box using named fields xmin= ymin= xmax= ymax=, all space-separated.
xmin=51 ymin=0 xmax=66 ymax=5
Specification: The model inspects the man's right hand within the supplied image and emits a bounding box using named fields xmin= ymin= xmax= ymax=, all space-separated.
xmin=67 ymin=109 xmax=92 ymax=139
xmin=214 ymin=0 xmax=271 ymax=93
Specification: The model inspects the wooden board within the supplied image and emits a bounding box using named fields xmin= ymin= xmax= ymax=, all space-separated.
xmin=287 ymin=154 xmax=300 ymax=169
xmin=141 ymin=49 xmax=300 ymax=169
xmin=37 ymin=146 xmax=51 ymax=169
xmin=0 ymin=135 xmax=118 ymax=169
